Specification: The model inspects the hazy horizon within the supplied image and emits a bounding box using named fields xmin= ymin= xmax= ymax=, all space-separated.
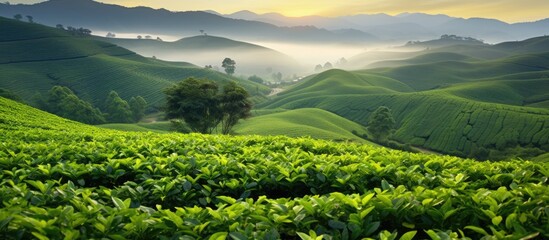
xmin=6 ymin=0 xmax=549 ymax=23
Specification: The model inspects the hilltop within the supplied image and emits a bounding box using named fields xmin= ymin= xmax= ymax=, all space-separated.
xmin=0 ymin=17 xmax=269 ymax=108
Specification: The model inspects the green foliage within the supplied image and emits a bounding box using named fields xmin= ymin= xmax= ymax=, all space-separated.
xmin=165 ymin=78 xmax=251 ymax=134
xmin=219 ymin=82 xmax=252 ymax=134
xmin=45 ymin=86 xmax=105 ymax=124
xmin=0 ymin=88 xmax=22 ymax=102
xmin=368 ymin=106 xmax=396 ymax=142
xmin=248 ymin=75 xmax=264 ymax=84
xmin=104 ymin=90 xmax=133 ymax=123
xmin=165 ymin=78 xmax=223 ymax=133
xmin=129 ymin=96 xmax=147 ymax=122
xmin=0 ymin=96 xmax=548 ymax=239
xmin=222 ymin=58 xmax=236 ymax=75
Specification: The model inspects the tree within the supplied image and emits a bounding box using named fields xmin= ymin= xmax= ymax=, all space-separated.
xmin=368 ymin=106 xmax=396 ymax=141
xmin=222 ymin=58 xmax=236 ymax=75
xmin=164 ymin=78 xmax=222 ymax=134
xmin=164 ymin=78 xmax=252 ymax=134
xmin=26 ymin=15 xmax=33 ymax=23
xmin=219 ymin=82 xmax=252 ymax=134
xmin=56 ymin=24 xmax=64 ymax=30
xmin=104 ymin=91 xmax=133 ymax=123
xmin=248 ymin=75 xmax=264 ymax=84
xmin=106 ymin=32 xmax=116 ymax=38
xmin=13 ymin=14 xmax=22 ymax=21
xmin=137 ymin=35 xmax=142 ymax=39
xmin=314 ymin=64 xmax=323 ymax=72
xmin=129 ymin=96 xmax=147 ymax=122
xmin=45 ymin=86 xmax=105 ymax=124
xmin=323 ymin=62 xmax=333 ymax=69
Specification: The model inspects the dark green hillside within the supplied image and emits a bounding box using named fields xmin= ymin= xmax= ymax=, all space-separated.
xmin=0 ymin=17 xmax=269 ymax=107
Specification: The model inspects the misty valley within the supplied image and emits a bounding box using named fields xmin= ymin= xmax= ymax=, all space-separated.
xmin=0 ymin=0 xmax=548 ymax=239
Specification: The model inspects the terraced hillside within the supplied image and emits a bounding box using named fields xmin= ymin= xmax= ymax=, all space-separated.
xmin=262 ymin=51 xmax=549 ymax=158
xmin=1 ymin=97 xmax=548 ymax=239
xmin=0 ymin=17 xmax=269 ymax=107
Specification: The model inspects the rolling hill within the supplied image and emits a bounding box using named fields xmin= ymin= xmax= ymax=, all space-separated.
xmin=261 ymin=50 xmax=549 ymax=158
xmin=233 ymin=108 xmax=372 ymax=143
xmin=98 ymin=35 xmax=303 ymax=75
xmin=0 ymin=17 xmax=269 ymax=108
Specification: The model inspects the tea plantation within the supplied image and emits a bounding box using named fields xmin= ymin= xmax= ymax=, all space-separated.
xmin=1 ymin=97 xmax=548 ymax=239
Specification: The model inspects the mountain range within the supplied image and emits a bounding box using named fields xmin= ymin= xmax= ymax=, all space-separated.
xmin=215 ymin=10 xmax=549 ymax=43
xmin=2 ymin=0 xmax=549 ymax=45
xmin=0 ymin=0 xmax=377 ymax=44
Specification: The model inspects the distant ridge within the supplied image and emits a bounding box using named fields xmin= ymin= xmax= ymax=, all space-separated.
xmin=0 ymin=0 xmax=378 ymax=44
xmin=215 ymin=10 xmax=549 ymax=43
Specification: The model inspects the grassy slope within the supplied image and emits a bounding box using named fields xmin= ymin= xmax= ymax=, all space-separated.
xmin=234 ymin=108 xmax=373 ymax=143
xmin=0 ymin=17 xmax=269 ymax=107
xmin=261 ymin=54 xmax=549 ymax=156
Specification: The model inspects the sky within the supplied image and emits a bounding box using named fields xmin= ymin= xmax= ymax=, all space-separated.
xmin=8 ymin=0 xmax=549 ymax=23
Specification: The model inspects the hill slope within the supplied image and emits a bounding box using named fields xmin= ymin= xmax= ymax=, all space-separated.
xmin=234 ymin=108 xmax=372 ymax=143
xmin=99 ymin=35 xmax=302 ymax=75
xmin=0 ymin=17 xmax=269 ymax=107
xmin=262 ymin=54 xmax=549 ymax=158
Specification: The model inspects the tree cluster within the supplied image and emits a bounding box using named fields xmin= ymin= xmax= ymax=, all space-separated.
xmin=164 ymin=78 xmax=252 ymax=134
xmin=65 ymin=26 xmax=92 ymax=36
xmin=35 ymin=86 xmax=147 ymax=125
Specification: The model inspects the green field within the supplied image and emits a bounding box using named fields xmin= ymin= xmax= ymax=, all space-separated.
xmin=0 ymin=17 xmax=269 ymax=108
xmin=1 ymin=97 xmax=548 ymax=239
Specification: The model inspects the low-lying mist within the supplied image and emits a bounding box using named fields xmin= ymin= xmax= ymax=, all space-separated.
xmin=94 ymin=30 xmax=422 ymax=79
